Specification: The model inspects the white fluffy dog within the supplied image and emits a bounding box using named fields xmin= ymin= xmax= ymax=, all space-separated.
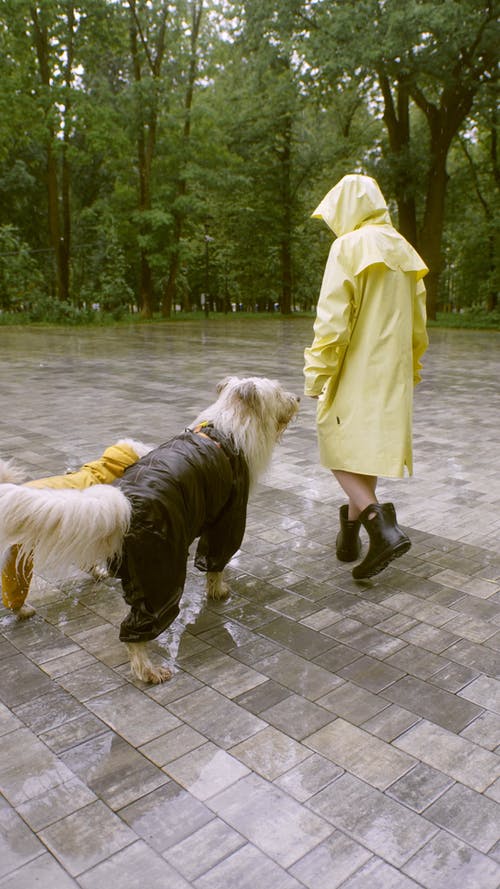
xmin=0 ymin=377 xmax=299 ymax=684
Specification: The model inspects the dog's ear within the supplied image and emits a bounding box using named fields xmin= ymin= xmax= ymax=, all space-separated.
xmin=216 ymin=377 xmax=232 ymax=395
xmin=235 ymin=380 xmax=260 ymax=411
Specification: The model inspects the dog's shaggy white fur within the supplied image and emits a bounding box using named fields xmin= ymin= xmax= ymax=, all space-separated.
xmin=0 ymin=460 xmax=27 ymax=485
xmin=0 ymin=438 xmax=152 ymax=620
xmin=0 ymin=377 xmax=299 ymax=683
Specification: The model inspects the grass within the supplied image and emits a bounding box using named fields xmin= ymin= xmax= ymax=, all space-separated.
xmin=1 ymin=307 xmax=499 ymax=330
xmin=427 ymin=309 xmax=500 ymax=330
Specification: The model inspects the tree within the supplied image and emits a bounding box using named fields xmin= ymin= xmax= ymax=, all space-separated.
xmin=444 ymin=86 xmax=499 ymax=312
xmin=0 ymin=1 xmax=111 ymax=304
xmin=127 ymin=0 xmax=169 ymax=317
xmin=161 ymin=0 xmax=204 ymax=317
xmin=295 ymin=0 xmax=499 ymax=318
xmin=29 ymin=2 xmax=82 ymax=302
xmin=203 ymin=0 xmax=356 ymax=315
xmin=0 ymin=225 xmax=44 ymax=310
xmin=0 ymin=0 xmax=496 ymax=319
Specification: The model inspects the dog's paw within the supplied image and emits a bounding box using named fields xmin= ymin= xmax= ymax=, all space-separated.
xmin=210 ymin=582 xmax=230 ymax=600
xmin=206 ymin=572 xmax=230 ymax=600
xmin=134 ymin=664 xmax=173 ymax=684
xmin=90 ymin=564 xmax=109 ymax=581
xmin=127 ymin=641 xmax=173 ymax=684
xmin=13 ymin=604 xmax=36 ymax=620
xmin=147 ymin=665 xmax=173 ymax=684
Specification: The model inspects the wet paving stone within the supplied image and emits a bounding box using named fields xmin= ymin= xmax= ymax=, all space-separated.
xmin=1 ymin=322 xmax=499 ymax=886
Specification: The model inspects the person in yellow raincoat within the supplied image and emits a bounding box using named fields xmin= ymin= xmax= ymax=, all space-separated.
xmin=304 ymin=173 xmax=429 ymax=579
xmin=1 ymin=439 xmax=151 ymax=616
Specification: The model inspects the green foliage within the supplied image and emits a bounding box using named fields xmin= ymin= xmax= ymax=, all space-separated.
xmin=430 ymin=308 xmax=500 ymax=330
xmin=19 ymin=298 xmax=95 ymax=324
xmin=75 ymin=209 xmax=136 ymax=317
xmin=0 ymin=0 xmax=497 ymax=323
xmin=87 ymin=234 xmax=134 ymax=319
xmin=0 ymin=225 xmax=45 ymax=311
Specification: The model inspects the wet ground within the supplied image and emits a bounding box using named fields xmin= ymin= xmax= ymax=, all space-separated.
xmin=0 ymin=319 xmax=499 ymax=888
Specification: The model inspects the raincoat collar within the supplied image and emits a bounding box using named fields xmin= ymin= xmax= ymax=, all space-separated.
xmin=190 ymin=423 xmax=239 ymax=459
xmin=312 ymin=174 xmax=392 ymax=237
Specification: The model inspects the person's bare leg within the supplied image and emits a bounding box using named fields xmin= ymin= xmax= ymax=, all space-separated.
xmin=333 ymin=470 xmax=377 ymax=519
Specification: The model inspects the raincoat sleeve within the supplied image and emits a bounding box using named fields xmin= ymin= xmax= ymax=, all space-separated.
xmin=304 ymin=249 xmax=356 ymax=397
xmin=412 ymin=277 xmax=429 ymax=385
xmin=194 ymin=457 xmax=249 ymax=573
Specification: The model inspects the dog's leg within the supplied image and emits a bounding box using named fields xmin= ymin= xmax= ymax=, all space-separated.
xmin=206 ymin=571 xmax=230 ymax=600
xmin=13 ymin=604 xmax=36 ymax=620
xmin=2 ymin=547 xmax=36 ymax=620
xmin=126 ymin=641 xmax=172 ymax=684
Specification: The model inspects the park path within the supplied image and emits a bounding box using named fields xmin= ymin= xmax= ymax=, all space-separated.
xmin=0 ymin=320 xmax=499 ymax=888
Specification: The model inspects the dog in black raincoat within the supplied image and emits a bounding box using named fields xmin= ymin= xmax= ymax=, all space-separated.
xmin=0 ymin=377 xmax=299 ymax=683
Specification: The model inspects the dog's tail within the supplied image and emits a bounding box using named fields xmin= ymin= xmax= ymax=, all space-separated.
xmin=0 ymin=458 xmax=27 ymax=485
xmin=0 ymin=484 xmax=131 ymax=576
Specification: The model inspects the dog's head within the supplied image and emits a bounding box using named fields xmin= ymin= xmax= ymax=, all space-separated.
xmin=196 ymin=376 xmax=299 ymax=483
xmin=215 ymin=376 xmax=299 ymax=440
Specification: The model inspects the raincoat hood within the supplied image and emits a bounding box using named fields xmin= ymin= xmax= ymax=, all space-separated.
xmin=312 ymin=174 xmax=392 ymax=236
xmin=305 ymin=173 xmax=429 ymax=478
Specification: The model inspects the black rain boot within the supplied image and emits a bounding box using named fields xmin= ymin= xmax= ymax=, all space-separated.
xmin=336 ymin=504 xmax=361 ymax=562
xmin=352 ymin=502 xmax=411 ymax=580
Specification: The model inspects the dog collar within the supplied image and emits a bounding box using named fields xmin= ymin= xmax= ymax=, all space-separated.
xmin=193 ymin=421 xmax=221 ymax=447
xmin=191 ymin=422 xmax=238 ymax=458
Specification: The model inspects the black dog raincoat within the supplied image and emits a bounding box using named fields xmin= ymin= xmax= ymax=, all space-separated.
xmin=113 ymin=427 xmax=249 ymax=643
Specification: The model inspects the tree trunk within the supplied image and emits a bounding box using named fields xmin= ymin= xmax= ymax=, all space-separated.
xmin=485 ymin=215 xmax=498 ymax=313
xmin=130 ymin=6 xmax=153 ymax=317
xmin=280 ymin=112 xmax=293 ymax=315
xmin=162 ymin=216 xmax=182 ymax=317
xmin=161 ymin=1 xmax=203 ymax=318
xmin=60 ymin=2 xmax=75 ymax=304
xmin=31 ymin=6 xmax=64 ymax=300
xmin=281 ymin=233 xmax=293 ymax=315
xmin=486 ymin=103 xmax=498 ymax=312
xmin=376 ymin=0 xmax=496 ymax=319
xmin=128 ymin=0 xmax=168 ymax=318
xmin=412 ymin=79 xmax=476 ymax=320
xmin=419 ymin=154 xmax=448 ymax=320
xmin=379 ymin=74 xmax=418 ymax=247
xmin=46 ymin=142 xmax=62 ymax=299
xmin=162 ymin=262 xmax=176 ymax=318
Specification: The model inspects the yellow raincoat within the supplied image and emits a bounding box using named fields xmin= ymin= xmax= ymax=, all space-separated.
xmin=1 ymin=441 xmax=144 ymax=610
xmin=23 ymin=441 xmax=142 ymax=491
xmin=304 ymin=174 xmax=428 ymax=477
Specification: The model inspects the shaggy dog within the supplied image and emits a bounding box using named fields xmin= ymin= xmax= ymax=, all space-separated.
xmin=0 ymin=439 xmax=152 ymax=619
xmin=0 ymin=377 xmax=299 ymax=684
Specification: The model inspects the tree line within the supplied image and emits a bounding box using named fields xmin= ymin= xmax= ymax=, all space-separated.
xmin=0 ymin=0 xmax=498 ymax=322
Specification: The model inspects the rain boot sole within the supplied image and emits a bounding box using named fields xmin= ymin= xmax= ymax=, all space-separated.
xmin=352 ymin=538 xmax=411 ymax=580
